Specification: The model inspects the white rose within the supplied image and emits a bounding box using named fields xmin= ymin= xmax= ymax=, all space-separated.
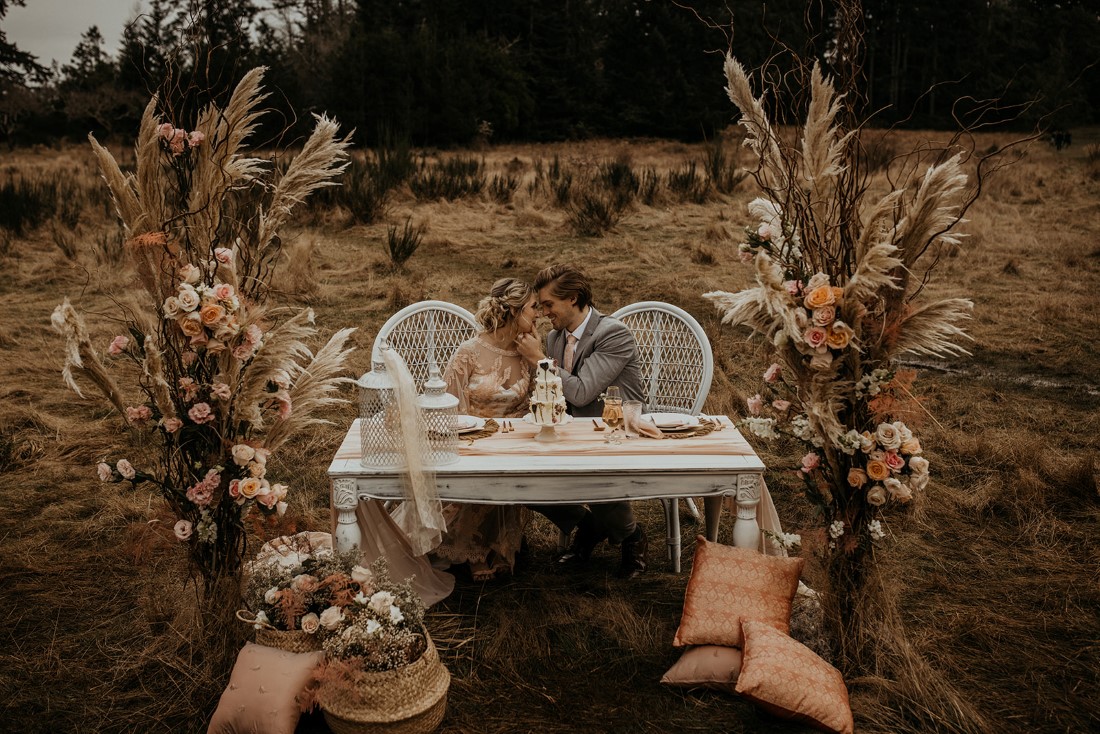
xmin=893 ymin=421 xmax=913 ymax=444
xmin=910 ymin=473 xmax=929 ymax=492
xmin=276 ymin=501 xmax=288 ymax=517
xmin=162 ymin=296 xmax=182 ymax=319
xmin=351 ymin=565 xmax=372 ymax=585
xmin=177 ymin=284 xmax=201 ymax=312
xmin=354 ymin=591 xmax=369 ymax=605
xmin=866 ymin=485 xmax=887 ymax=506
xmin=231 ymin=444 xmax=256 ymax=466
xmin=369 ymin=591 xmax=395 ymax=615
xmin=875 ymin=422 xmax=902 ymax=450
xmin=96 ymin=462 xmax=113 ymax=481
xmin=264 ymin=587 xmax=279 ymax=605
xmin=179 ymin=263 xmax=201 ymax=285
xmin=116 ymin=459 xmax=136 ymax=480
xmin=807 ymin=272 xmax=830 ymax=290
xmin=253 ymin=610 xmax=269 ymax=630
xmin=300 ymin=613 xmax=320 ymax=634
xmin=271 ymin=483 xmax=288 ymax=501
xmin=319 ymin=606 xmax=343 ymax=630
xmin=389 ymin=605 xmax=404 ymax=624
xmin=908 ymin=456 xmax=930 ymax=475
xmin=883 ymin=477 xmax=903 ymax=495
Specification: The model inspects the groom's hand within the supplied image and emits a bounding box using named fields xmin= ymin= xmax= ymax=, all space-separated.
xmin=515 ymin=333 xmax=545 ymax=366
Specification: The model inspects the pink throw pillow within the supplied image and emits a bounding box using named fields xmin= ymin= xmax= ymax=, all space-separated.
xmin=660 ymin=645 xmax=743 ymax=694
xmin=207 ymin=642 xmax=324 ymax=734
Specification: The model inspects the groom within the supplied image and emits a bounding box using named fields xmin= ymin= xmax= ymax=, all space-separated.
xmin=515 ymin=263 xmax=648 ymax=579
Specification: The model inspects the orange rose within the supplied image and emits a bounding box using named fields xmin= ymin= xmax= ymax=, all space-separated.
xmin=803 ymin=285 xmax=836 ymax=309
xmin=831 ymin=286 xmax=844 ymax=302
xmin=826 ymin=321 xmax=854 ymax=350
xmin=866 ymin=459 xmax=890 ymax=481
xmin=847 ymin=467 xmax=868 ymax=487
xmin=200 ymin=302 xmax=225 ymax=326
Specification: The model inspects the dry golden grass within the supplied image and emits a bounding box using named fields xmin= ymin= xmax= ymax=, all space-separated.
xmin=1 ymin=129 xmax=1098 ymax=733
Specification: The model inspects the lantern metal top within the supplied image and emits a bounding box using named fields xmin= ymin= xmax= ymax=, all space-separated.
xmin=416 ymin=361 xmax=459 ymax=411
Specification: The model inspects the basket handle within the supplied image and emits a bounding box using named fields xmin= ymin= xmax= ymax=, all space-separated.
xmin=236 ymin=609 xmax=278 ymax=631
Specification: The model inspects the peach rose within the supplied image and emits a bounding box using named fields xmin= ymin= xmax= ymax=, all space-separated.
xmin=807 ymin=273 xmax=830 ymax=290
xmin=300 ymin=613 xmax=320 ymax=634
xmin=812 ymin=305 xmax=836 ymax=326
xmin=200 ymin=302 xmax=225 ymax=326
xmin=803 ymin=285 xmax=835 ymax=309
xmin=162 ymin=417 xmax=182 ymax=433
xmin=276 ymin=501 xmax=288 ymax=516
xmin=901 ymin=437 xmax=923 ymax=455
xmin=291 ymin=574 xmax=319 ymax=593
xmin=238 ymin=477 xmax=262 ymax=499
xmin=257 ymin=490 xmax=278 ymax=509
xmin=271 ymin=483 xmax=288 ymax=501
xmin=847 ymin=467 xmax=868 ymax=487
xmin=866 ymin=485 xmax=887 ymax=506
xmin=831 ymin=286 xmax=844 ymax=302
xmin=866 ymin=459 xmax=890 ymax=481
xmin=888 ymin=479 xmax=914 ymax=503
xmin=351 ymin=565 xmax=373 ymax=585
xmin=178 ymin=312 xmax=204 ymax=337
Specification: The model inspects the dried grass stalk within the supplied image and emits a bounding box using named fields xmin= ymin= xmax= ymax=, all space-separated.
xmin=50 ymin=299 xmax=129 ymax=418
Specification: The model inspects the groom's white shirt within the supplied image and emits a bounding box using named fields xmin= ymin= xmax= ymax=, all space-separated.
xmin=566 ymin=307 xmax=594 ymax=348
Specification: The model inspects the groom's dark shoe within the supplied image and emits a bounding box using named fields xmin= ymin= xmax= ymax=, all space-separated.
xmin=557 ymin=511 xmax=606 ymax=566
xmin=614 ymin=524 xmax=648 ymax=579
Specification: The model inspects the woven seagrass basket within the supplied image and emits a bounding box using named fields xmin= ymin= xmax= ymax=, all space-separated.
xmin=318 ymin=632 xmax=450 ymax=734
xmin=237 ymin=610 xmax=323 ymax=653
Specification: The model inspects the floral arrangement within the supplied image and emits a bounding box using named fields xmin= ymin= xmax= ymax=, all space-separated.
xmin=51 ymin=68 xmax=355 ymax=588
xmin=243 ymin=546 xmax=362 ymax=634
xmin=703 ymin=52 xmax=976 ymax=665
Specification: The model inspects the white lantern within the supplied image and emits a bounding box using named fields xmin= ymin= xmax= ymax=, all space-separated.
xmin=358 ymin=345 xmax=402 ymax=468
xmin=416 ymin=362 xmax=459 ymax=466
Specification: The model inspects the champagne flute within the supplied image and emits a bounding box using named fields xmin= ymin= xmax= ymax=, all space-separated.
xmin=602 ymin=387 xmax=624 ymax=445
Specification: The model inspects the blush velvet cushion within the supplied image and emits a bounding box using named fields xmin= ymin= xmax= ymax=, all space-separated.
xmin=736 ymin=620 xmax=854 ymax=734
xmin=207 ymin=642 xmax=324 ymax=734
xmin=672 ymin=536 xmax=804 ymax=648
xmin=659 ymin=645 xmax=744 ymax=693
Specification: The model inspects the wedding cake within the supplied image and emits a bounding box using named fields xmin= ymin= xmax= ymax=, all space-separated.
xmin=530 ymin=358 xmax=567 ymax=425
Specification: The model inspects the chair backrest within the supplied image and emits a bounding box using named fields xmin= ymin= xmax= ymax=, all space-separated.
xmin=372 ymin=301 xmax=479 ymax=389
xmin=611 ymin=301 xmax=713 ymax=415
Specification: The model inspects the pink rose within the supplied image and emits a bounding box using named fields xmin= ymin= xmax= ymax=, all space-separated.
xmin=884 ymin=450 xmax=906 ymax=472
xmin=746 ymin=394 xmax=764 ymax=416
xmin=173 ymin=519 xmax=193 ymax=541
xmin=804 ymin=326 xmax=828 ymax=349
xmin=772 ymin=399 xmax=791 ymax=412
xmin=96 ymin=462 xmax=113 ymax=481
xmin=186 ymin=483 xmax=214 ymax=507
xmin=800 ymin=452 xmax=820 ymax=474
xmin=213 ymin=283 xmax=234 ymax=301
xmin=211 ymin=382 xmax=231 ymax=401
xmin=257 ymin=491 xmax=279 ymax=509
xmin=116 ymin=459 xmax=136 ymax=480
xmin=763 ymin=363 xmax=782 ymax=383
xmin=162 ymin=417 xmax=182 ymax=433
xmin=125 ymin=405 xmax=152 ymax=423
xmin=107 ymin=335 xmax=129 ymax=355
xmin=783 ymin=280 xmax=802 ymax=297
xmin=178 ymin=377 xmax=199 ymax=401
xmin=157 ymin=122 xmax=174 ymax=140
xmin=188 ymin=402 xmax=215 ymax=424
xmin=170 ymin=129 xmax=187 ymax=156
xmin=233 ymin=343 xmax=255 ymax=361
xmin=213 ymin=248 xmax=234 ymax=265
xmin=228 ymin=479 xmax=241 ymax=498
xmin=187 ymin=130 xmax=204 ymax=148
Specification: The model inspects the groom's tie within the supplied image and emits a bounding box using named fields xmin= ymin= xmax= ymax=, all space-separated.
xmin=563 ymin=333 xmax=578 ymax=373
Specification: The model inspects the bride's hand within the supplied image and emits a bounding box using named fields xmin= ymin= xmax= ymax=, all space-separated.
xmin=514 ymin=333 xmax=544 ymax=365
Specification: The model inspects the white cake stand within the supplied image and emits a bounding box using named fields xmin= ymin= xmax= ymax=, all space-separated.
xmin=534 ymin=422 xmax=559 ymax=442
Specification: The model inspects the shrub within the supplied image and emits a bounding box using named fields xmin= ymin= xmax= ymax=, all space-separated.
xmin=638 ymin=167 xmax=661 ymax=206
xmin=0 ymin=173 xmax=82 ymax=234
xmin=409 ymin=156 xmax=485 ymax=201
xmin=567 ymin=185 xmax=631 ymax=237
xmin=667 ymin=162 xmax=709 ymax=203
xmin=385 ymin=217 xmax=425 ymax=270
xmin=597 ymin=157 xmax=640 ymax=200
xmin=703 ymin=136 xmax=745 ymax=194
xmin=489 ymin=173 xmax=519 ymax=204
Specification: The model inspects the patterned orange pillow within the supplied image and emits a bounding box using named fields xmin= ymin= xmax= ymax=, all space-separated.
xmin=673 ymin=536 xmax=804 ymax=648
xmin=736 ymin=620 xmax=854 ymax=734
xmin=660 ymin=645 xmax=743 ymax=694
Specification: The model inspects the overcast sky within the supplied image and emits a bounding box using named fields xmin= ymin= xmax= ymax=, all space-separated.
xmin=6 ymin=0 xmax=139 ymax=68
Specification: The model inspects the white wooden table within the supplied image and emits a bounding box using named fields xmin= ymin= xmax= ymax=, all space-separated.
xmin=328 ymin=416 xmax=769 ymax=572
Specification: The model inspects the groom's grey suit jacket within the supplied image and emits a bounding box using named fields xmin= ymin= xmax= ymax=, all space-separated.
xmin=548 ymin=308 xmax=645 ymax=417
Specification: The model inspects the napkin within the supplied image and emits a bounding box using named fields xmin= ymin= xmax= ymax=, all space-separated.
xmin=635 ymin=418 xmax=664 ymax=439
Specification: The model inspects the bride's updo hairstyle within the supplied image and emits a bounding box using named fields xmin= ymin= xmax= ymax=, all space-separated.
xmin=475 ymin=278 xmax=533 ymax=333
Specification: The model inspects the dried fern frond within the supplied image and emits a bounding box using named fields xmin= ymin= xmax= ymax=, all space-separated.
xmin=263 ymin=327 xmax=356 ymax=453
xmin=893 ymin=298 xmax=974 ymax=358
xmin=894 ymin=153 xmax=969 ymax=267
xmin=88 ymin=134 xmax=141 ymax=233
xmin=255 ymin=114 xmax=352 ymax=253
xmin=142 ymin=335 xmax=177 ymax=420
xmin=801 ymin=62 xmax=852 ymax=192
xmin=50 ymin=299 xmax=129 ymax=418
xmin=724 ymin=54 xmax=787 ymax=189
xmin=234 ymin=308 xmax=317 ymax=428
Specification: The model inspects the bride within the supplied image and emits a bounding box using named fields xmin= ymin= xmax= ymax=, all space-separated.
xmin=435 ymin=278 xmax=538 ymax=580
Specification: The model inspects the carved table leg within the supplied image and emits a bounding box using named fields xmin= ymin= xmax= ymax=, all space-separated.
xmin=332 ymin=478 xmax=361 ymax=552
xmin=732 ymin=474 xmax=762 ymax=551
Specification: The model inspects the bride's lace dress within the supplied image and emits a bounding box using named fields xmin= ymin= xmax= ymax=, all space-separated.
xmin=434 ymin=337 xmax=533 ymax=573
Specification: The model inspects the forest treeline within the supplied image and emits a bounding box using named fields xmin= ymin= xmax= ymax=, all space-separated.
xmin=2 ymin=0 xmax=1098 ymax=148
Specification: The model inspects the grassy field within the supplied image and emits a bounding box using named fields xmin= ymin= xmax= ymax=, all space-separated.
xmin=1 ymin=129 xmax=1098 ymax=734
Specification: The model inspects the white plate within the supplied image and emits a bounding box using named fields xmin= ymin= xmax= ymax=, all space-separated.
xmin=454 ymin=416 xmax=486 ymax=434
xmin=522 ymin=413 xmax=575 ymax=425
xmin=642 ymin=412 xmax=700 ymax=430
